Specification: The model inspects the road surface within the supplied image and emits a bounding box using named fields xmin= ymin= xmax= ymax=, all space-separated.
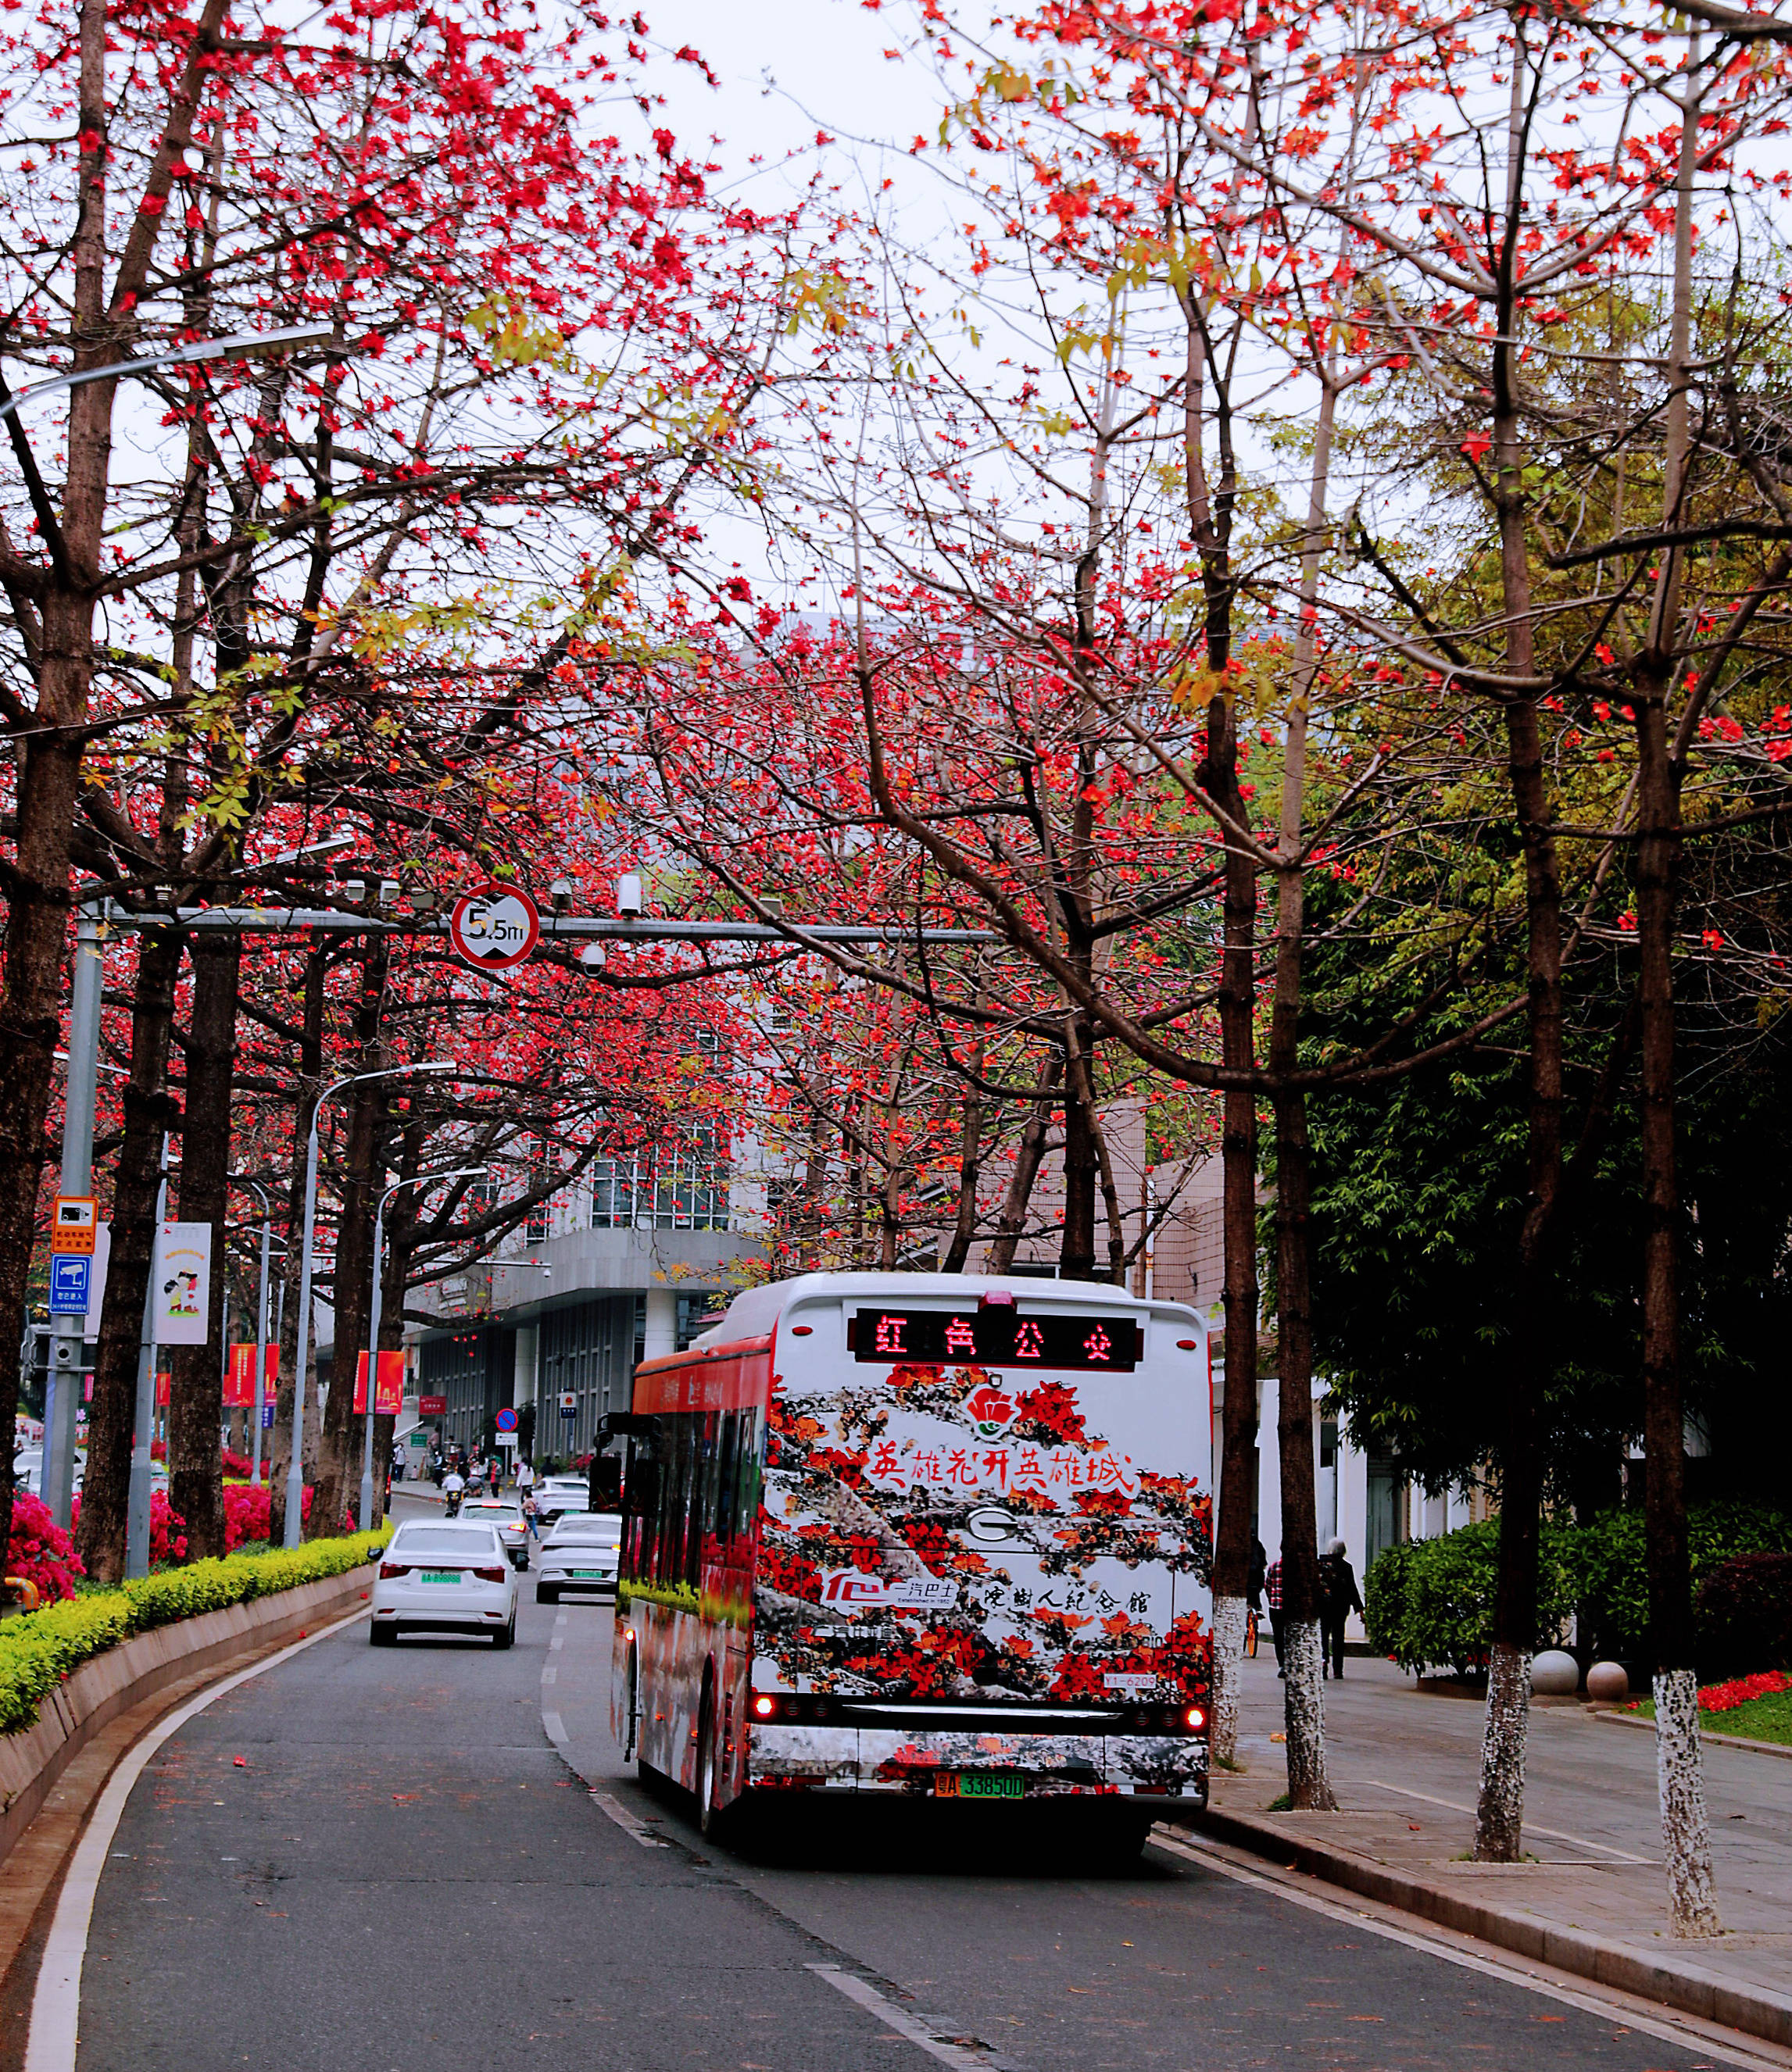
xmin=52 ymin=1499 xmax=1779 ymax=2071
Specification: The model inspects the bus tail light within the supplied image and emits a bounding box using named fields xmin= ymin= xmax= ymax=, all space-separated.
xmin=1184 ymin=1706 xmax=1206 ymax=1731
xmin=753 ymin=1695 xmax=777 ymax=1719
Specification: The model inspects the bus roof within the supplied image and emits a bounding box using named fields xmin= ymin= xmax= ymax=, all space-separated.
xmin=690 ymin=1270 xmax=1201 ymax=1354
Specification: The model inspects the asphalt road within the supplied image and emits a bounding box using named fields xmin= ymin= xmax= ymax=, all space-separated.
xmin=66 ymin=1501 xmax=1766 ymax=2072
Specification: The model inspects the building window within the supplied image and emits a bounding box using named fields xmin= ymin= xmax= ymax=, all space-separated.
xmin=591 ymin=1127 xmax=729 ymax=1231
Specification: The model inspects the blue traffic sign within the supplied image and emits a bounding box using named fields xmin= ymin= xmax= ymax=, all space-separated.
xmin=260 ymin=1402 xmax=276 ymax=1428
xmin=495 ymin=1407 xmax=518 ymax=1433
xmin=48 ymin=1253 xmax=91 ymax=1315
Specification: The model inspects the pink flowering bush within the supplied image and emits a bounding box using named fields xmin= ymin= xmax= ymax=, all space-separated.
xmin=224 ymin=1482 xmax=272 ymax=1551
xmin=6 ymin=1491 xmax=86 ymax=1603
xmin=70 ymin=1490 xmax=188 ymax=1566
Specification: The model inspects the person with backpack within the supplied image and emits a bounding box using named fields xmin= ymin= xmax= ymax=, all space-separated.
xmin=1318 ymin=1537 xmax=1365 ymax=1679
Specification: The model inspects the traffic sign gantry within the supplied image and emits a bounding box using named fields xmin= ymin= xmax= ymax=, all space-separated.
xmin=448 ymin=881 xmax=539 ymax=970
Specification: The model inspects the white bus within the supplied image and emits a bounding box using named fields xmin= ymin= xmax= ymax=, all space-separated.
xmin=612 ymin=1272 xmax=1212 ymax=1859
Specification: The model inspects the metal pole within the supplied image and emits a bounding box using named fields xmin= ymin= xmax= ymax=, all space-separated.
xmin=246 ymin=1187 xmax=271 ymax=1487
xmin=284 ymin=1109 xmax=324 ymax=1550
xmin=125 ymin=1138 xmax=171 ymax=1579
xmin=359 ymin=1189 xmax=389 ymax=1534
xmin=44 ymin=904 xmax=104 ymax=1527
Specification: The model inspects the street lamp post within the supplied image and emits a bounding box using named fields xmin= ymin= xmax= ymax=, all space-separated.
xmin=285 ymin=1061 xmax=456 ymax=1549
xmin=0 ymin=323 xmax=337 ymax=420
xmin=359 ymin=1166 xmax=485 ymax=1532
xmin=125 ymin=1136 xmax=175 ymax=1580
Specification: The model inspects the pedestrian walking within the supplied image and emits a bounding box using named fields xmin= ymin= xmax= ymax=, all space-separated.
xmin=487 ymin=1456 xmax=501 ymax=1496
xmin=1264 ymin=1553 xmax=1286 ymax=1676
xmin=1318 ymin=1537 xmax=1365 ymax=1679
xmin=1247 ymin=1536 xmax=1267 ymax=1614
xmin=522 ymin=1489 xmax=540 ymax=1542
xmin=517 ymin=1458 xmax=535 ymax=1502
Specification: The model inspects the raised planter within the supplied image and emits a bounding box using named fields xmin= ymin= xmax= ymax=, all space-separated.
xmin=0 ymin=1563 xmax=374 ymax=1870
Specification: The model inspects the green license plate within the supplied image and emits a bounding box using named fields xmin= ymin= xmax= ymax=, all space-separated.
xmin=570 ymin=1569 xmax=607 ymax=1578
xmin=935 ymin=1771 xmax=1024 ymax=1800
xmin=420 ymin=1570 xmax=461 ymax=1585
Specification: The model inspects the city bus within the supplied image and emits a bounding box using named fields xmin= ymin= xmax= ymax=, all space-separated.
xmin=610 ymin=1271 xmax=1212 ymax=1856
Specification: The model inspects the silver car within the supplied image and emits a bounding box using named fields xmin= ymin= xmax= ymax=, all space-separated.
xmin=535 ymin=1513 xmax=621 ymax=1603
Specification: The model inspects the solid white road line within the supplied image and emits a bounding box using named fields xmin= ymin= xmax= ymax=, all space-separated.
xmin=25 ymin=1605 xmax=370 ymax=2072
xmin=586 ymin=1789 xmax=667 ymax=1847
xmin=807 ymin=1965 xmax=1018 ymax=2071
xmin=1149 ymin=1827 xmax=1792 ymax=2072
xmin=542 ymin=1709 xmax=568 ymax=1744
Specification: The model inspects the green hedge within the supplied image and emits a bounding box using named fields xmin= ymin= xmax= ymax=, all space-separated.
xmin=0 ymin=1528 xmax=391 ymax=1737
xmin=1364 ymin=1502 xmax=1792 ymax=1677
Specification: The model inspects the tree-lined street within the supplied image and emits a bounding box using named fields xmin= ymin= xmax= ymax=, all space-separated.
xmin=33 ymin=1498 xmax=1776 ymax=2072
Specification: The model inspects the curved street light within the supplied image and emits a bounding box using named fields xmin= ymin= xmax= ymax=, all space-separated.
xmin=285 ymin=1061 xmax=456 ymax=1549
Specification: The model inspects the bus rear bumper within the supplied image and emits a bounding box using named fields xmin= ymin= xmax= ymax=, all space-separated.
xmin=744 ymin=1722 xmax=1207 ymax=1801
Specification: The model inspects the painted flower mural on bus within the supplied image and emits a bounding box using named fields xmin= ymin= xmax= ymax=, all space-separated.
xmin=755 ymin=1362 xmax=1211 ymax=1709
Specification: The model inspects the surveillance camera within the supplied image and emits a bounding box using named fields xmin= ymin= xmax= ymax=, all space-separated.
xmin=615 ymin=873 xmax=643 ymax=917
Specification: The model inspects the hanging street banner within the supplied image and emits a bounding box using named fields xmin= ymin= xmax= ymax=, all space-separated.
xmin=225 ymin=1343 xmax=279 ymax=1409
xmin=447 ymin=881 xmax=538 ymax=971
xmin=153 ymin=1371 xmax=172 ymax=1406
xmin=354 ymin=1350 xmax=406 ymax=1416
xmin=153 ymin=1223 xmax=212 ymax=1345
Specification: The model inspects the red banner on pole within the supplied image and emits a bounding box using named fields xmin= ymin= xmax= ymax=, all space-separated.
xmin=354 ymin=1349 xmax=406 ymax=1416
xmin=224 ymin=1343 xmax=278 ymax=1408
xmin=154 ymin=1370 xmax=171 ymax=1407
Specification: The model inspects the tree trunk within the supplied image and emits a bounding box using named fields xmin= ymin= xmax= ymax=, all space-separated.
xmin=168 ymin=927 xmax=240 ymax=1560
xmin=1205 ymin=691 xmax=1260 ymax=1770
xmin=1474 ymin=26 xmax=1563 ymax=1864
xmin=1060 ymin=1043 xmax=1098 ymax=1281
xmin=986 ymin=1054 xmax=1064 ymax=1272
xmin=1634 ymin=665 xmax=1720 ymax=1936
xmin=76 ymin=931 xmax=183 ymax=1582
xmin=309 ymin=932 xmax=388 ymax=1538
xmin=940 ymin=1038 xmax=984 ymax=1274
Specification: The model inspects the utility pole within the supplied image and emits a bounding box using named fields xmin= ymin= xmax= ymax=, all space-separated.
xmin=41 ymin=905 xmax=103 ymax=1528
xmin=125 ymin=1137 xmax=172 ymax=1579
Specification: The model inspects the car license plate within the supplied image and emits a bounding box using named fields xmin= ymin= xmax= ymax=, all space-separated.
xmin=570 ymin=1568 xmax=606 ymax=1578
xmin=420 ymin=1570 xmax=460 ymax=1585
xmin=935 ymin=1771 xmax=1023 ymax=1800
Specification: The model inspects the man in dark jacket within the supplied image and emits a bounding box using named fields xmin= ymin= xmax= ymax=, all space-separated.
xmin=1318 ymin=1537 xmax=1365 ymax=1679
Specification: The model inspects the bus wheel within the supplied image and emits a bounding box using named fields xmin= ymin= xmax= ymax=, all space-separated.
xmin=696 ymin=1689 xmax=723 ymax=1838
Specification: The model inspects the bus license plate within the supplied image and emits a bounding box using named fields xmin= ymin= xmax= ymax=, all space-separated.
xmin=420 ymin=1570 xmax=460 ymax=1585
xmin=935 ymin=1771 xmax=1023 ymax=1801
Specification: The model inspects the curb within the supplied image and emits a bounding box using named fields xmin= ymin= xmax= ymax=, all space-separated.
xmin=1193 ymin=1803 xmax=1792 ymax=2052
xmin=1596 ymin=1709 xmax=1792 ymax=1763
xmin=0 ymin=1563 xmax=376 ymax=1875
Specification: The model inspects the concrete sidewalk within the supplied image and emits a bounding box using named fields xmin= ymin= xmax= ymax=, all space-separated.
xmin=1194 ymin=1649 xmax=1792 ymax=2045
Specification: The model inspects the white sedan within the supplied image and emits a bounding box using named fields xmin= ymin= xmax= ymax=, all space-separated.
xmin=458 ymin=1498 xmax=530 ymax=1569
xmin=535 ymin=1513 xmax=621 ymax=1603
xmin=370 ymin=1520 xmax=517 ymax=1647
xmin=533 ymin=1474 xmax=591 ymax=1524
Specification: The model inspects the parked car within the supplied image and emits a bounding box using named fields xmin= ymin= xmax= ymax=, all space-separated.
xmin=458 ymin=1498 xmax=530 ymax=1570
xmin=535 ymin=1513 xmax=621 ymax=1604
xmin=369 ymin=1520 xmax=517 ymax=1647
xmin=533 ymin=1474 xmax=592 ymax=1526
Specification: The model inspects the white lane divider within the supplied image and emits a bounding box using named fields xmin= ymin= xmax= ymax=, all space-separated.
xmin=542 ymin=1709 xmax=568 ymax=1744
xmin=587 ymin=1789 xmax=668 ymax=1848
xmin=540 ymin=1666 xmax=557 ymax=1686
xmin=26 ymin=1605 xmax=370 ymax=2072
xmin=807 ymin=1966 xmax=1019 ymax=2071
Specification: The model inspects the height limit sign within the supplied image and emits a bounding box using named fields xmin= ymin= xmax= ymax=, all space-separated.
xmin=448 ymin=881 xmax=539 ymax=972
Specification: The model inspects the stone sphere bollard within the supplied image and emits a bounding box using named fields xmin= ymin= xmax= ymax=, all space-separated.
xmin=1529 ymin=1649 xmax=1579 ymax=1696
xmin=1585 ymin=1660 xmax=1629 ymax=1702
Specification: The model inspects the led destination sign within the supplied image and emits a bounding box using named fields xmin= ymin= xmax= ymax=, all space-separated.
xmin=849 ymin=1307 xmax=1140 ymax=1373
